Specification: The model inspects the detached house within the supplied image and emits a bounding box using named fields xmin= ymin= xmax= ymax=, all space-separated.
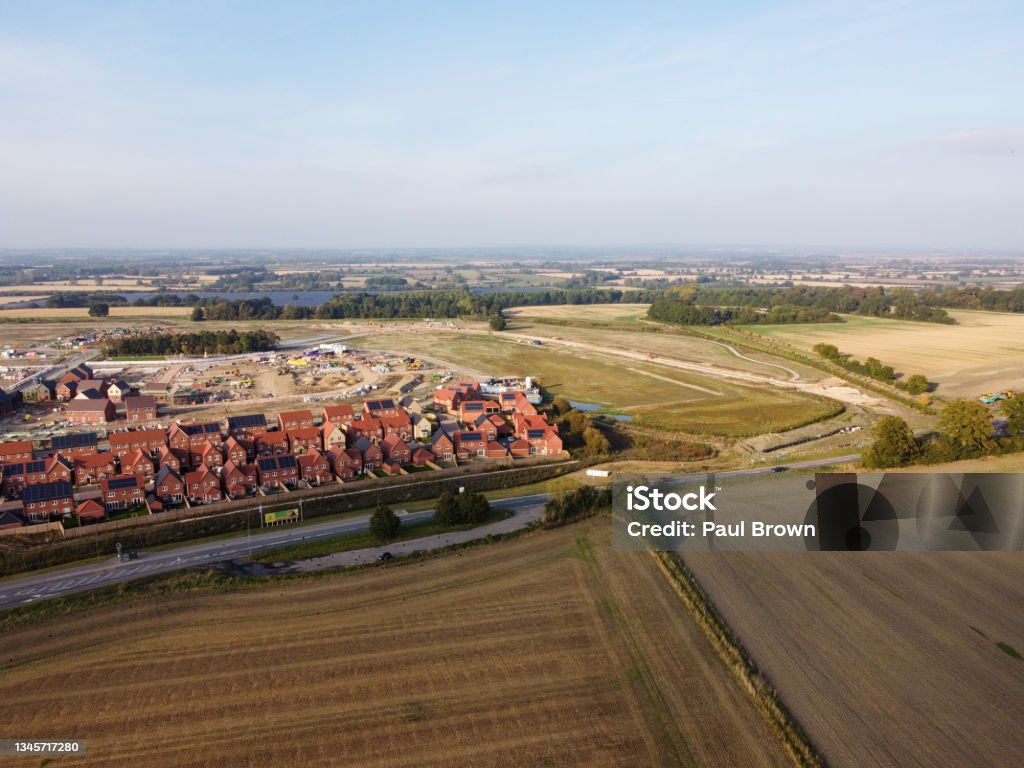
xmin=353 ymin=437 xmax=382 ymax=472
xmin=256 ymin=455 xmax=298 ymax=488
xmin=347 ymin=417 xmax=383 ymax=444
xmin=185 ymin=466 xmax=222 ymax=504
xmin=321 ymin=420 xmax=348 ymax=452
xmin=153 ymin=465 xmax=185 ymax=504
xmin=105 ymin=379 xmax=130 ymax=403
xmin=226 ymin=413 xmax=268 ymax=439
xmin=459 ymin=399 xmax=500 ymax=423
xmin=298 ymin=450 xmax=333 ymax=485
xmin=433 ymin=388 xmax=461 ymax=412
xmin=74 ymin=453 xmax=118 ymax=486
xmin=120 ymin=449 xmax=154 ymax=479
xmin=255 ymin=430 xmax=289 ymax=456
xmin=223 ymin=436 xmax=252 ymax=465
xmin=193 ymin=440 xmax=224 ymax=471
xmin=222 ymin=460 xmax=257 ymax=498
xmin=322 ymin=404 xmax=356 ymax=425
xmin=430 ymin=430 xmax=455 ymax=462
xmin=109 ymin=427 xmax=166 ymax=457
xmin=363 ymin=398 xmax=400 ymax=419
xmin=379 ymin=434 xmax=411 ymax=465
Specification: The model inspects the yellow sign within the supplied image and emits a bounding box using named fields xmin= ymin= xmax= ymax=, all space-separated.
xmin=264 ymin=509 xmax=299 ymax=525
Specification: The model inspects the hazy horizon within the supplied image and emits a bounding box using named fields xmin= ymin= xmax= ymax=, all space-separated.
xmin=2 ymin=1 xmax=1021 ymax=250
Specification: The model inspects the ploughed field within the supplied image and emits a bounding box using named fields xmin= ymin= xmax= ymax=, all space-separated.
xmin=686 ymin=551 xmax=1024 ymax=768
xmin=0 ymin=520 xmax=790 ymax=768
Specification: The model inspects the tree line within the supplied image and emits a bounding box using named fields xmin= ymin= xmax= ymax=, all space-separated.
xmin=813 ymin=344 xmax=931 ymax=393
xmin=103 ymin=329 xmax=279 ymax=356
xmin=647 ymin=284 xmax=956 ymax=326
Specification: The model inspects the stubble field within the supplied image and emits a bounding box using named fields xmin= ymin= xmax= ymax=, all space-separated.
xmin=0 ymin=521 xmax=790 ymax=768
xmin=743 ymin=310 xmax=1024 ymax=396
xmin=686 ymin=551 xmax=1024 ymax=767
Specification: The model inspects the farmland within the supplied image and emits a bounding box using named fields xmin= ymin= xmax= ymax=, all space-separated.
xmin=0 ymin=306 xmax=194 ymax=320
xmin=686 ymin=551 xmax=1024 ymax=767
xmin=0 ymin=521 xmax=791 ymax=768
xmin=742 ymin=310 xmax=1024 ymax=397
xmin=361 ymin=329 xmax=840 ymax=436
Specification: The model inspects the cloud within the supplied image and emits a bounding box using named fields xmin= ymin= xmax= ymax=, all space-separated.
xmin=936 ymin=129 xmax=1024 ymax=155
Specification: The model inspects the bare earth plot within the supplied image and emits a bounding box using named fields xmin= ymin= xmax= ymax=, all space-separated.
xmin=0 ymin=521 xmax=791 ymax=768
xmin=685 ymin=551 xmax=1024 ymax=768
xmin=744 ymin=310 xmax=1024 ymax=397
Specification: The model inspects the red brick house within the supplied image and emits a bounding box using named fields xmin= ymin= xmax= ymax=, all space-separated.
xmin=76 ymin=499 xmax=106 ymax=522
xmin=66 ymin=398 xmax=116 ymax=426
xmin=222 ymin=460 xmax=257 ymax=498
xmin=298 ymin=450 xmax=333 ymax=485
xmin=256 ymin=454 xmax=298 ymax=488
xmin=255 ymin=430 xmax=289 ymax=456
xmin=226 ymin=413 xmax=268 ymax=439
xmin=125 ymin=395 xmax=157 ymax=423
xmin=497 ymin=391 xmax=519 ymax=412
xmin=513 ymin=413 xmax=557 ymax=439
xmin=522 ymin=428 xmax=563 ymax=456
xmin=455 ymin=381 xmax=481 ymax=399
xmin=193 ymin=440 xmax=224 ymax=470
xmin=472 ymin=413 xmax=508 ymax=441
xmin=363 ymin=398 xmax=400 ymax=419
xmin=514 ymin=393 xmax=539 ymax=416
xmin=459 ymin=399 xmax=501 ymax=423
xmin=120 ymin=449 xmax=154 ymax=479
xmin=22 ymin=481 xmax=74 ymax=521
xmin=2 ymin=460 xmax=46 ymax=495
xmin=433 ymin=388 xmax=461 ymax=412
xmin=379 ymin=413 xmax=414 ymax=441
xmin=327 ymin=447 xmax=362 ymax=479
xmin=0 ymin=439 xmax=34 ymax=464
xmin=278 ymin=409 xmax=315 ymax=432
xmin=322 ymin=404 xmax=355 ymax=425
xmin=287 ymin=427 xmax=322 ymax=455
xmin=454 ymin=431 xmax=487 ymax=461
xmin=109 ymin=427 xmax=167 ymax=457
xmin=153 ymin=445 xmax=185 ymax=473
xmin=74 ymin=453 xmax=118 ymax=486
xmin=100 ymin=473 xmax=146 ymax=511
xmin=223 ymin=436 xmax=252 ymax=465
xmin=154 ymin=465 xmax=185 ymax=504
xmin=378 ymin=461 xmax=404 ymax=476
xmin=353 ymin=438 xmax=382 ymax=471
xmin=430 ymin=430 xmax=455 ymax=462
xmin=168 ymin=422 xmax=223 ymax=452
xmin=51 ymin=432 xmax=98 ymax=458
xmin=73 ymin=380 xmax=108 ymax=400
xmin=347 ymin=417 xmax=383 ymax=444
xmin=379 ymin=434 xmax=411 ymax=465
xmin=185 ymin=465 xmax=222 ymax=504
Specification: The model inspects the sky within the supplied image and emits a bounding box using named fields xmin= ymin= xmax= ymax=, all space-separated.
xmin=0 ymin=0 xmax=1022 ymax=250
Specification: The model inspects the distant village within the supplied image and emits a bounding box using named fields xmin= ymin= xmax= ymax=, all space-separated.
xmin=0 ymin=363 xmax=564 ymax=530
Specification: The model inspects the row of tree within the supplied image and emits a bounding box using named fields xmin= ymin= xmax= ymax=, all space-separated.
xmin=862 ymin=396 xmax=1024 ymax=468
xmin=648 ymin=284 xmax=956 ymax=325
xmin=813 ymin=344 xmax=931 ymax=393
xmin=103 ymin=329 xmax=279 ymax=356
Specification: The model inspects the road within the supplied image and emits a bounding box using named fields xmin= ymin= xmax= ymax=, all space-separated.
xmin=0 ymin=455 xmax=858 ymax=612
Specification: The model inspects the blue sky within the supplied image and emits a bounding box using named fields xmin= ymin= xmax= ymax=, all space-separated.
xmin=1 ymin=1 xmax=1021 ymax=249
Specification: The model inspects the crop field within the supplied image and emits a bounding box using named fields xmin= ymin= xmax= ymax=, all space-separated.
xmin=743 ymin=310 xmax=1024 ymax=396
xmin=364 ymin=330 xmax=837 ymax=436
xmin=0 ymin=306 xmax=194 ymax=320
xmin=0 ymin=521 xmax=791 ymax=768
xmin=686 ymin=551 xmax=1024 ymax=767
xmin=505 ymin=303 xmax=652 ymax=323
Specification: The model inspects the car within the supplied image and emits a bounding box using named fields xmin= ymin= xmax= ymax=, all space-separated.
xmin=771 ymin=466 xmax=788 ymax=473
xmin=377 ymin=552 xmax=393 ymax=562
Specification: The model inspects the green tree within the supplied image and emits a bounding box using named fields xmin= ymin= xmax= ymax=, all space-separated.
xmin=551 ymin=396 xmax=572 ymax=416
xmin=88 ymin=302 xmax=110 ymax=317
xmin=812 ymin=343 xmax=840 ymax=360
xmin=583 ymin=426 xmax=611 ymax=456
xmin=434 ymin=490 xmax=460 ymax=526
xmin=938 ymin=398 xmax=993 ymax=451
xmin=1001 ymin=394 xmax=1024 ymax=435
xmin=489 ymin=312 xmax=507 ymax=331
xmin=190 ymin=306 xmax=206 ymax=321
xmin=369 ymin=503 xmax=401 ymax=541
xmin=861 ymin=415 xmax=919 ymax=468
xmin=905 ymin=374 xmax=930 ymax=395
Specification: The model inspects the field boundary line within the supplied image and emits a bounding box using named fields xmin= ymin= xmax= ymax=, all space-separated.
xmin=651 ymin=551 xmax=826 ymax=768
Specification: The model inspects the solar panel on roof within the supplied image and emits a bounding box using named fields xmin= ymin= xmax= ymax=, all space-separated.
xmin=462 ymin=432 xmax=482 ymax=440
xmin=52 ymin=433 xmax=97 ymax=450
xmin=257 ymin=457 xmax=275 ymax=470
xmin=527 ymin=429 xmax=546 ymax=439
xmin=229 ymin=414 xmax=266 ymax=428
xmin=23 ymin=481 xmax=72 ymax=502
xmin=278 ymin=455 xmax=297 ymax=469
xmin=108 ymin=476 xmax=140 ymax=490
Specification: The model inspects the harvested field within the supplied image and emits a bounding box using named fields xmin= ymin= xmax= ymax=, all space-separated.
xmin=744 ymin=310 xmax=1024 ymax=396
xmin=0 ymin=306 xmax=194 ymax=320
xmin=685 ymin=551 xmax=1024 ymax=768
xmin=0 ymin=521 xmax=790 ymax=767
